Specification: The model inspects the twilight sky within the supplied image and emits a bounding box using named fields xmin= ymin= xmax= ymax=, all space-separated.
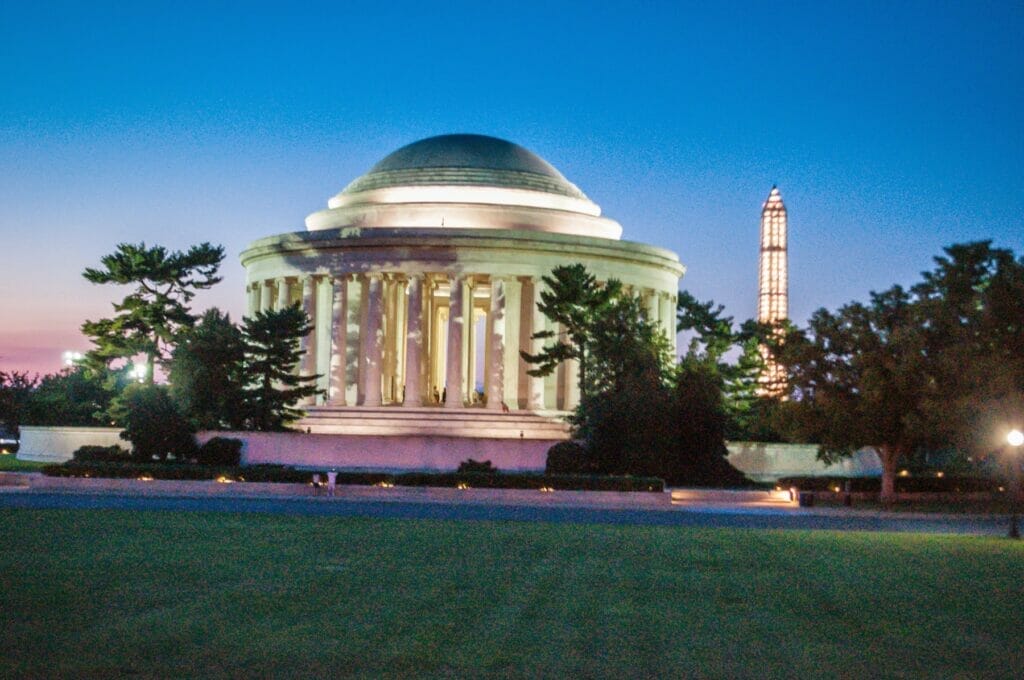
xmin=1 ymin=1 xmax=1022 ymax=376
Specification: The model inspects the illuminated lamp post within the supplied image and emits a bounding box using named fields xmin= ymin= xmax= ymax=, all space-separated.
xmin=1007 ymin=429 xmax=1023 ymax=539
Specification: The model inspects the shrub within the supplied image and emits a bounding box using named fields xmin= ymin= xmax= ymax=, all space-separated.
xmin=41 ymin=462 xmax=665 ymax=492
xmin=545 ymin=441 xmax=593 ymax=475
xmin=119 ymin=384 xmax=197 ymax=462
xmin=457 ymin=458 xmax=497 ymax=473
xmin=196 ymin=437 xmax=243 ymax=466
xmin=72 ymin=444 xmax=131 ymax=463
xmin=778 ymin=475 xmax=1001 ymax=494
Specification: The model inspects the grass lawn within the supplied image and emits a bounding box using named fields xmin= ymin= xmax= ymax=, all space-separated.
xmin=2 ymin=511 xmax=1022 ymax=678
xmin=0 ymin=454 xmax=45 ymax=472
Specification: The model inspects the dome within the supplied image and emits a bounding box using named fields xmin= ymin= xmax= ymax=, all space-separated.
xmin=306 ymin=134 xmax=623 ymax=240
xmin=340 ymin=134 xmax=588 ymax=200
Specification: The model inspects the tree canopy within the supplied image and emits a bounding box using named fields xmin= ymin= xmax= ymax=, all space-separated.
xmin=775 ymin=241 xmax=1024 ymax=501
xmin=81 ymin=242 xmax=224 ymax=380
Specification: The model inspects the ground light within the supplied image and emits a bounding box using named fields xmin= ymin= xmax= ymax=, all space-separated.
xmin=1007 ymin=429 xmax=1023 ymax=539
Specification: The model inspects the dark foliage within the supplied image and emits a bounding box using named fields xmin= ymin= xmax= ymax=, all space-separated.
xmin=195 ymin=437 xmax=244 ymax=466
xmin=544 ymin=441 xmax=593 ymax=474
xmin=778 ymin=475 xmax=1003 ymax=494
xmin=43 ymin=462 xmax=664 ymax=492
xmin=168 ymin=309 xmax=247 ymax=429
xmin=241 ymin=305 xmax=319 ymax=430
xmin=117 ymin=384 xmax=197 ymax=461
xmin=457 ymin=458 xmax=497 ymax=473
xmin=72 ymin=444 xmax=131 ymax=463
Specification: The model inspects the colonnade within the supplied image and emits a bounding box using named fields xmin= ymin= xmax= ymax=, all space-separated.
xmin=246 ymin=272 xmax=677 ymax=411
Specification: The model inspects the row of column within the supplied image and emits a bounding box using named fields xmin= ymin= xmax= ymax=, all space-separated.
xmin=246 ymin=273 xmax=677 ymax=410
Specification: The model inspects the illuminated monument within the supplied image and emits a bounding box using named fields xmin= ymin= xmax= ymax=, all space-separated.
xmin=756 ymin=186 xmax=788 ymax=397
xmin=239 ymin=134 xmax=683 ymax=464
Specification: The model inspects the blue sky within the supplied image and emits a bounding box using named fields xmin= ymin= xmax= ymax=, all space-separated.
xmin=2 ymin=1 xmax=1022 ymax=374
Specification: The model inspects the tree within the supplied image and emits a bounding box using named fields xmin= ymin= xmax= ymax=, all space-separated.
xmin=241 ymin=305 xmax=319 ymax=431
xmin=22 ymin=367 xmax=111 ymax=426
xmin=776 ymin=242 xmax=1024 ymax=503
xmin=676 ymin=291 xmax=781 ymax=441
xmin=669 ymin=359 xmax=750 ymax=486
xmin=116 ymin=383 xmax=197 ymax=462
xmin=81 ymin=242 xmax=224 ymax=381
xmin=168 ymin=308 xmax=247 ymax=430
xmin=912 ymin=242 xmax=1024 ymax=458
xmin=776 ymin=286 xmax=940 ymax=502
xmin=520 ymin=264 xmax=623 ymax=400
xmin=0 ymin=371 xmax=38 ymax=428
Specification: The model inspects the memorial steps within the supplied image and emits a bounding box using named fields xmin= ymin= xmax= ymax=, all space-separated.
xmin=296 ymin=406 xmax=572 ymax=440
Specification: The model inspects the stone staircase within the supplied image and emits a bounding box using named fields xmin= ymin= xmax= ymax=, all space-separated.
xmin=296 ymin=406 xmax=572 ymax=440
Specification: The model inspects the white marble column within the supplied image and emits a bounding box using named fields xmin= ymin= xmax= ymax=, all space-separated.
xmin=246 ymin=284 xmax=258 ymax=318
xmin=403 ymin=274 xmax=424 ymax=407
xmin=315 ymin=276 xmax=333 ymax=403
xmin=329 ymin=275 xmax=348 ymax=405
xmin=360 ymin=273 xmax=384 ymax=407
xmin=502 ymin=278 xmax=522 ymax=409
xmin=526 ymin=277 xmax=547 ymax=410
xmin=485 ymin=278 xmax=507 ymax=410
xmin=564 ymin=347 xmax=580 ymax=411
xmin=660 ymin=292 xmax=677 ymax=350
xmin=644 ymin=289 xmax=659 ymax=326
xmin=445 ymin=275 xmax=464 ymax=409
xmin=260 ymin=280 xmax=274 ymax=313
xmin=275 ymin=278 xmax=291 ymax=311
xmin=299 ymin=275 xmax=317 ymax=405
xmin=463 ymin=279 xmax=476 ymax=402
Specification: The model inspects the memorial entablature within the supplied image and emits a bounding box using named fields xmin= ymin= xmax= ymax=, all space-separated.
xmin=240 ymin=134 xmax=684 ymax=416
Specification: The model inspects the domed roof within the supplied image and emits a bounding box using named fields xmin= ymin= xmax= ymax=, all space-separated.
xmin=308 ymin=134 xmax=623 ymax=240
xmin=339 ymin=134 xmax=588 ymax=200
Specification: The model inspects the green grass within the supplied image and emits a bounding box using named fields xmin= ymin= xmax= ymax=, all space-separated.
xmin=0 ymin=454 xmax=45 ymax=472
xmin=2 ymin=511 xmax=1022 ymax=678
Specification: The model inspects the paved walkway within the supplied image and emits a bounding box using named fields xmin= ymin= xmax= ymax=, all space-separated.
xmin=0 ymin=480 xmax=1013 ymax=536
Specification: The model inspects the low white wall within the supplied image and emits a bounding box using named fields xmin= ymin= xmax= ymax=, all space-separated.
xmin=726 ymin=442 xmax=882 ymax=482
xmin=17 ymin=426 xmax=124 ymax=463
xmin=198 ymin=431 xmax=552 ymax=472
xmin=17 ymin=426 xmax=883 ymax=480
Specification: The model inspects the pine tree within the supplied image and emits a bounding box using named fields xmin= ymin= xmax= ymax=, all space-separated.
xmin=241 ymin=305 xmax=320 ymax=431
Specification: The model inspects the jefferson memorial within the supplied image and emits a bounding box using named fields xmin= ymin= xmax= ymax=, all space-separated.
xmin=239 ymin=134 xmax=683 ymax=459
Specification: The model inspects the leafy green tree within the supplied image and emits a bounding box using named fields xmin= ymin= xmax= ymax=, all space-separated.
xmin=168 ymin=309 xmax=247 ymax=430
xmin=81 ymin=242 xmax=224 ymax=381
xmin=241 ymin=305 xmax=319 ymax=431
xmin=912 ymin=241 xmax=1024 ymax=458
xmin=776 ymin=242 xmax=1024 ymax=502
xmin=22 ymin=367 xmax=111 ymax=426
xmin=0 ymin=371 xmax=38 ymax=428
xmin=775 ymin=286 xmax=937 ymax=503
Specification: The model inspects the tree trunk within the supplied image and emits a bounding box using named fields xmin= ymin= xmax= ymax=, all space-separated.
xmin=879 ymin=445 xmax=898 ymax=505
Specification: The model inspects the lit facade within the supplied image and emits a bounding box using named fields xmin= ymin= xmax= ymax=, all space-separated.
xmin=240 ymin=135 xmax=684 ymax=427
xmin=756 ymin=186 xmax=788 ymax=397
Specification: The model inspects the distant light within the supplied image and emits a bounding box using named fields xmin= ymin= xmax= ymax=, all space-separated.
xmin=936 ymin=471 xmax=945 ymax=478
xmin=131 ymin=363 xmax=147 ymax=383
xmin=62 ymin=351 xmax=83 ymax=366
xmin=1008 ymin=430 xmax=1024 ymax=447
xmin=898 ymin=469 xmax=910 ymax=477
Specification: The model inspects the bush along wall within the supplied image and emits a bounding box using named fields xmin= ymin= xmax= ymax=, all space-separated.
xmin=42 ymin=462 xmax=664 ymax=492
xmin=778 ymin=475 xmax=1001 ymax=494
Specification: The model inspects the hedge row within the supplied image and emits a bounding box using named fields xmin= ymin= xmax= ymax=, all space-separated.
xmin=42 ymin=462 xmax=664 ymax=492
xmin=43 ymin=462 xmax=310 ymax=483
xmin=778 ymin=475 xmax=1001 ymax=493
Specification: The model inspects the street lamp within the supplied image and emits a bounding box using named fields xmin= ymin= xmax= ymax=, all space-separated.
xmin=62 ymin=351 xmax=83 ymax=367
xmin=1007 ymin=429 xmax=1023 ymax=540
